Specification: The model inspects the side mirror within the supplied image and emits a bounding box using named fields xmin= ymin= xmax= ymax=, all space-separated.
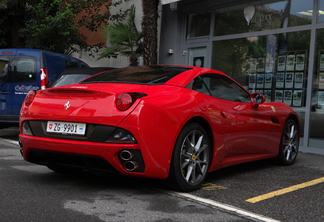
xmin=251 ymin=93 xmax=265 ymax=105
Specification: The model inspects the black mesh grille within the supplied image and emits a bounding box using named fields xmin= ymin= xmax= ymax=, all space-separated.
xmin=271 ymin=116 xmax=280 ymax=124
xmin=27 ymin=149 xmax=117 ymax=172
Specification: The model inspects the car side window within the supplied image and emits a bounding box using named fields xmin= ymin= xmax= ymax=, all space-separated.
xmin=191 ymin=78 xmax=211 ymax=96
xmin=193 ymin=74 xmax=251 ymax=103
xmin=65 ymin=61 xmax=78 ymax=69
xmin=14 ymin=56 xmax=37 ymax=83
xmin=0 ymin=57 xmax=13 ymax=83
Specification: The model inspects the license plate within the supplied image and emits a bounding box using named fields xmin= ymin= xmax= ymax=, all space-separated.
xmin=46 ymin=121 xmax=86 ymax=135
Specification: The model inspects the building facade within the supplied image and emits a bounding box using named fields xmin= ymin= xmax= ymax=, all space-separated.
xmin=159 ymin=0 xmax=324 ymax=155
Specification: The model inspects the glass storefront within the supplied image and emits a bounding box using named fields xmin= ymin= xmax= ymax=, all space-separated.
xmin=211 ymin=31 xmax=311 ymax=139
xmin=183 ymin=0 xmax=324 ymax=154
xmin=213 ymin=1 xmax=313 ymax=36
xmin=310 ymin=28 xmax=324 ymax=147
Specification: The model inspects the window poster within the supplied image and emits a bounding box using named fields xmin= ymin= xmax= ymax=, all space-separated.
xmin=277 ymin=55 xmax=286 ymax=71
xmin=264 ymin=90 xmax=272 ymax=101
xmin=293 ymin=90 xmax=302 ymax=107
xmin=250 ymin=58 xmax=257 ymax=73
xmin=193 ymin=57 xmax=204 ymax=67
xmin=266 ymin=34 xmax=276 ymax=74
xmin=320 ymin=54 xmax=324 ymax=71
xmin=257 ymin=58 xmax=265 ymax=72
xmin=319 ymin=73 xmax=324 ymax=89
xmin=295 ymin=73 xmax=303 ymax=89
xmin=264 ymin=74 xmax=272 ymax=89
xmin=275 ymin=90 xmax=283 ymax=102
xmin=285 ymin=73 xmax=294 ymax=88
xmin=257 ymin=74 xmax=264 ymax=88
xmin=318 ymin=91 xmax=324 ymax=107
xmin=276 ymin=73 xmax=284 ymax=88
xmin=284 ymin=90 xmax=292 ymax=106
xmin=296 ymin=54 xmax=305 ymax=71
xmin=265 ymin=55 xmax=275 ymax=74
xmin=286 ymin=55 xmax=295 ymax=71
xmin=249 ymin=74 xmax=256 ymax=89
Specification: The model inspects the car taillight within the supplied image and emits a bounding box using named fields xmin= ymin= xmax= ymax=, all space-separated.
xmin=2 ymin=51 xmax=13 ymax=54
xmin=25 ymin=91 xmax=36 ymax=106
xmin=116 ymin=93 xmax=134 ymax=111
xmin=116 ymin=93 xmax=147 ymax=111
xmin=40 ymin=68 xmax=48 ymax=90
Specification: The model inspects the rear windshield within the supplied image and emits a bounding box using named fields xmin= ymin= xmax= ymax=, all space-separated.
xmin=80 ymin=66 xmax=192 ymax=85
xmin=52 ymin=74 xmax=91 ymax=87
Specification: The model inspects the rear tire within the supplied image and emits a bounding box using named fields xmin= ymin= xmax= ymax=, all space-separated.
xmin=166 ymin=123 xmax=211 ymax=192
xmin=276 ymin=119 xmax=299 ymax=165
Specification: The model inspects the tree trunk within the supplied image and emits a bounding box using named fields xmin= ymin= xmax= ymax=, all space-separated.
xmin=130 ymin=54 xmax=139 ymax=66
xmin=142 ymin=0 xmax=159 ymax=65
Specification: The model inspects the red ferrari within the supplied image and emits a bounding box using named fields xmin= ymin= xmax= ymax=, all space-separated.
xmin=19 ymin=65 xmax=299 ymax=191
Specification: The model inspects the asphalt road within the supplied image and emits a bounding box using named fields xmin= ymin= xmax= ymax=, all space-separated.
xmin=1 ymin=127 xmax=324 ymax=222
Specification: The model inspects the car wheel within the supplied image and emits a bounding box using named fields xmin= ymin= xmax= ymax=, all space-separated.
xmin=166 ymin=123 xmax=211 ymax=192
xmin=276 ymin=119 xmax=299 ymax=165
xmin=47 ymin=164 xmax=83 ymax=174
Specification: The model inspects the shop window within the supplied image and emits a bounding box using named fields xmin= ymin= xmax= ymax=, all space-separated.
xmin=318 ymin=0 xmax=324 ymax=23
xmin=211 ymin=30 xmax=311 ymax=138
xmin=289 ymin=0 xmax=312 ymax=26
xmin=187 ymin=13 xmax=211 ymax=38
xmin=213 ymin=0 xmax=312 ymax=36
xmin=309 ymin=28 xmax=324 ymax=148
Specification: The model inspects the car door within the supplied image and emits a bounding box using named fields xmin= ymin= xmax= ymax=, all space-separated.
xmin=193 ymin=73 xmax=272 ymax=154
xmin=12 ymin=56 xmax=39 ymax=115
xmin=0 ymin=56 xmax=15 ymax=115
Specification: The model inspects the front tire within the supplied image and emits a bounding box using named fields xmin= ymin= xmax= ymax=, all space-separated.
xmin=166 ymin=123 xmax=211 ymax=192
xmin=276 ymin=119 xmax=299 ymax=165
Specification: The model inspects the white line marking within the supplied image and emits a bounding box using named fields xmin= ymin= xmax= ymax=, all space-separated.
xmin=0 ymin=137 xmax=283 ymax=222
xmin=0 ymin=138 xmax=19 ymax=146
xmin=168 ymin=191 xmax=281 ymax=222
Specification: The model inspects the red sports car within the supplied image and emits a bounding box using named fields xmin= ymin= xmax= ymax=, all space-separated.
xmin=19 ymin=65 xmax=299 ymax=191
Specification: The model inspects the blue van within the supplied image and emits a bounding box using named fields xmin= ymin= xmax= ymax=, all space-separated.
xmin=0 ymin=48 xmax=89 ymax=128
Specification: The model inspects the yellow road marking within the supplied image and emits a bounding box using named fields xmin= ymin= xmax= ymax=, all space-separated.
xmin=246 ymin=177 xmax=324 ymax=203
xmin=202 ymin=183 xmax=227 ymax=190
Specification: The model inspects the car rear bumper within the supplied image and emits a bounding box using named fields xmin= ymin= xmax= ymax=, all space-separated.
xmin=19 ymin=134 xmax=166 ymax=179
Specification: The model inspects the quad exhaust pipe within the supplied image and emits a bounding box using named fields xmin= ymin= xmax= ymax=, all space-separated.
xmin=124 ymin=161 xmax=138 ymax=171
xmin=119 ymin=150 xmax=139 ymax=172
xmin=120 ymin=150 xmax=134 ymax=161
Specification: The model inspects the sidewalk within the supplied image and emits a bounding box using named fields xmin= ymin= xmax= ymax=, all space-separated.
xmin=296 ymin=151 xmax=324 ymax=171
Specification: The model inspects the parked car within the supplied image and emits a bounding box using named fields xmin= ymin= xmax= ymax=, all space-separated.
xmin=19 ymin=65 xmax=300 ymax=191
xmin=0 ymin=48 xmax=89 ymax=129
xmin=52 ymin=67 xmax=115 ymax=87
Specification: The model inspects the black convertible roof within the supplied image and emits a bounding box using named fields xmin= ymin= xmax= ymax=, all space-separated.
xmin=60 ymin=67 xmax=115 ymax=76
